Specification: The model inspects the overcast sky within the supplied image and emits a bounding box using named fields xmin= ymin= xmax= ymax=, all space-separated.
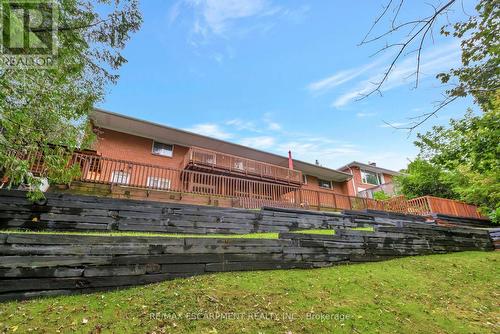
xmin=98 ymin=0 xmax=477 ymax=171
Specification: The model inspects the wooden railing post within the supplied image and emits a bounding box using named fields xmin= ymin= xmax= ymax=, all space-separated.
xmin=426 ymin=196 xmax=433 ymax=214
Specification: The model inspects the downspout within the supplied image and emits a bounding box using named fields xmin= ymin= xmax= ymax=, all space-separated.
xmin=347 ymin=166 xmax=356 ymax=196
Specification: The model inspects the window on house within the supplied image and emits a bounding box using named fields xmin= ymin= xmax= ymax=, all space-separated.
xmin=147 ymin=176 xmax=171 ymax=190
xmin=206 ymin=155 xmax=216 ymax=164
xmin=233 ymin=159 xmax=244 ymax=171
xmin=152 ymin=141 xmax=173 ymax=157
xmin=361 ymin=170 xmax=383 ymax=185
xmin=318 ymin=179 xmax=332 ymax=189
xmin=302 ymin=174 xmax=308 ymax=184
xmin=197 ymin=151 xmax=216 ymax=164
xmin=110 ymin=171 xmax=130 ymax=185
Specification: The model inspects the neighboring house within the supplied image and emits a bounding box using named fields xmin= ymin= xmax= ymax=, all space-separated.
xmin=87 ymin=109 xmax=352 ymax=202
xmin=337 ymin=161 xmax=400 ymax=198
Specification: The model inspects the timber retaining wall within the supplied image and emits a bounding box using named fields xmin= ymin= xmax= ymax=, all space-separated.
xmin=489 ymin=228 xmax=500 ymax=250
xmin=1 ymin=190 xmax=450 ymax=234
xmin=0 ymin=190 xmax=360 ymax=234
xmin=0 ymin=222 xmax=494 ymax=301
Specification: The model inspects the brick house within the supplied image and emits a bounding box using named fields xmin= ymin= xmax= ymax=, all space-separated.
xmin=77 ymin=109 xmax=362 ymax=209
xmin=337 ymin=161 xmax=400 ymax=198
xmin=24 ymin=108 xmax=485 ymax=218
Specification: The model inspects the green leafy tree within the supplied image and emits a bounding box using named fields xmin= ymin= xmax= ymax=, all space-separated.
xmin=413 ymin=102 xmax=500 ymax=222
xmin=438 ymin=0 xmax=499 ymax=112
xmin=373 ymin=190 xmax=391 ymax=201
xmin=394 ymin=159 xmax=458 ymax=200
xmin=0 ymin=0 xmax=142 ymax=199
xmin=416 ymin=107 xmax=499 ymax=174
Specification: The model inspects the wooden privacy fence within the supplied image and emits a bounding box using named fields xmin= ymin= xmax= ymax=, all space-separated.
xmin=25 ymin=152 xmax=485 ymax=218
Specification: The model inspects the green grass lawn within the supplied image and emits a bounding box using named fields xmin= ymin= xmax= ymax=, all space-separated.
xmin=0 ymin=227 xmax=372 ymax=240
xmin=0 ymin=251 xmax=498 ymax=333
xmin=0 ymin=229 xmax=280 ymax=239
xmin=295 ymin=227 xmax=373 ymax=235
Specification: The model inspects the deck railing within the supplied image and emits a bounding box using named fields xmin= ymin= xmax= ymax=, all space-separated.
xmin=184 ymin=147 xmax=302 ymax=184
xmin=69 ymin=153 xmax=380 ymax=210
xmin=24 ymin=152 xmax=485 ymax=218
xmin=71 ymin=153 xmax=184 ymax=190
xmin=298 ymin=189 xmax=383 ymax=211
xmin=381 ymin=195 xmax=409 ymax=214
xmin=358 ymin=182 xmax=396 ymax=198
xmin=4 ymin=149 xmax=46 ymax=176
xmin=378 ymin=195 xmax=484 ymax=218
xmin=71 ymin=153 xmax=299 ymax=204
xmin=407 ymin=196 xmax=483 ymax=219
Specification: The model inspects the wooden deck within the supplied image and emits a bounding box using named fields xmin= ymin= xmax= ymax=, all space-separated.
xmin=69 ymin=153 xmax=382 ymax=210
xmin=28 ymin=152 xmax=487 ymax=220
xmin=183 ymin=147 xmax=302 ymax=185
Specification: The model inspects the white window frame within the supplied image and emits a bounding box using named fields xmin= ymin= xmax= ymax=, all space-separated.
xmin=318 ymin=179 xmax=332 ymax=189
xmin=147 ymin=176 xmax=171 ymax=190
xmin=361 ymin=169 xmax=384 ymax=185
xmin=233 ymin=160 xmax=244 ymax=171
xmin=110 ymin=171 xmax=130 ymax=185
xmin=302 ymin=174 xmax=308 ymax=184
xmin=152 ymin=141 xmax=174 ymax=157
xmin=357 ymin=187 xmax=368 ymax=198
xmin=200 ymin=152 xmax=216 ymax=165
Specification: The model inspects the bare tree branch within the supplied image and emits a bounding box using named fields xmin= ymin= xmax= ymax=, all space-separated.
xmin=391 ymin=0 xmax=405 ymax=29
xmin=360 ymin=0 xmax=457 ymax=100
xmin=398 ymin=95 xmax=459 ymax=131
xmin=362 ymin=19 xmax=428 ymax=45
xmin=356 ymin=0 xmax=467 ymax=131
xmin=359 ymin=0 xmax=394 ymax=45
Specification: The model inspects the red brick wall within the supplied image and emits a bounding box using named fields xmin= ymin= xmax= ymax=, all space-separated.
xmin=301 ymin=174 xmax=349 ymax=195
xmin=94 ymin=128 xmax=189 ymax=169
xmin=382 ymin=174 xmax=394 ymax=184
xmin=335 ymin=180 xmax=350 ymax=195
xmin=92 ymin=127 xmax=351 ymax=196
